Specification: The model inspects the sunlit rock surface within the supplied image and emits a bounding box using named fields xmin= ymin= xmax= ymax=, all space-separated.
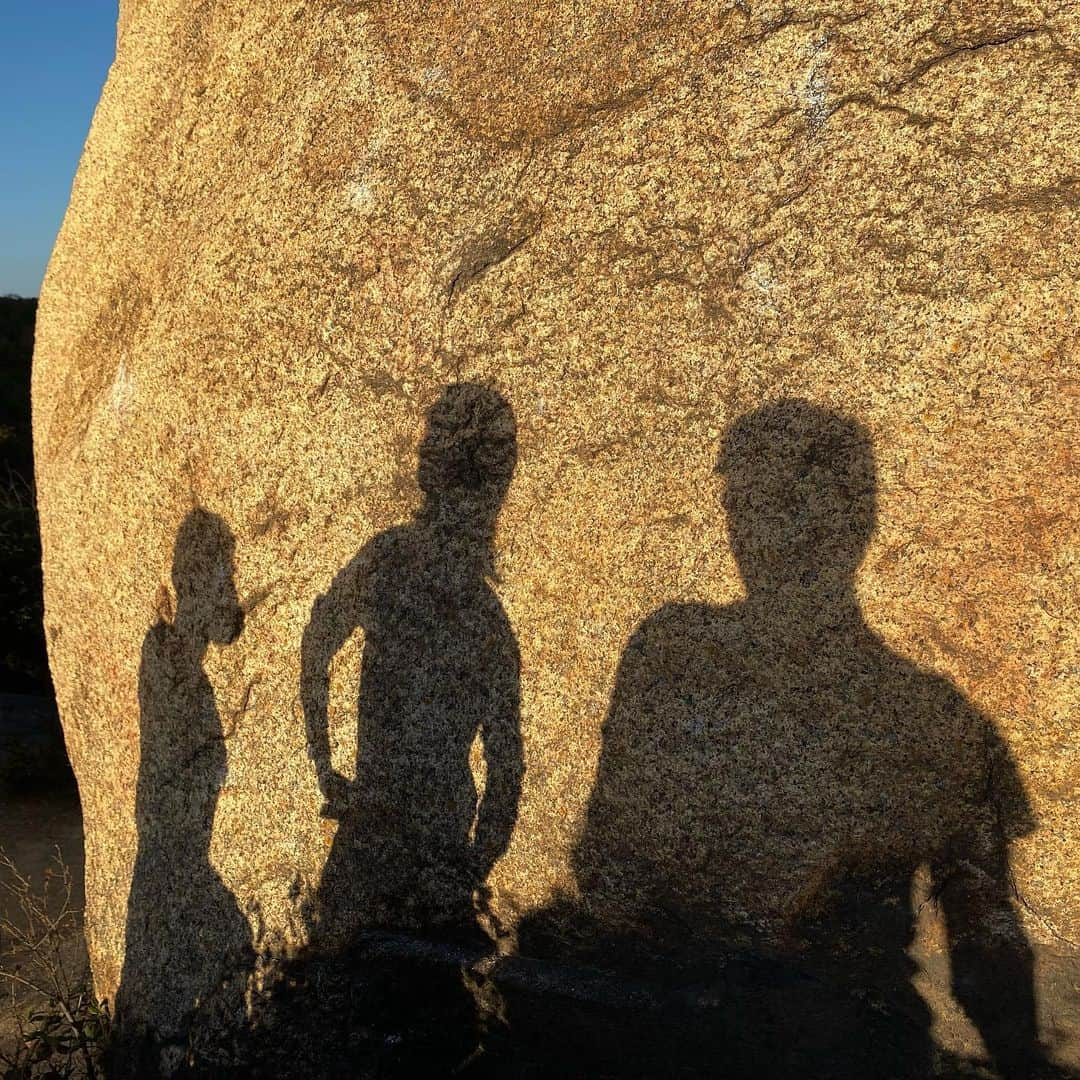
xmin=34 ymin=0 xmax=1077 ymax=1073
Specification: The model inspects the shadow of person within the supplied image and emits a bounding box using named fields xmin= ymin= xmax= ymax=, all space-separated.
xmin=516 ymin=399 xmax=1051 ymax=1079
xmin=298 ymin=382 xmax=524 ymax=1073
xmin=114 ymin=509 xmax=253 ymax=1077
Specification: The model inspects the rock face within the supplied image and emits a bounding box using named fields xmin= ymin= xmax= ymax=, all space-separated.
xmin=34 ymin=0 xmax=1077 ymax=1074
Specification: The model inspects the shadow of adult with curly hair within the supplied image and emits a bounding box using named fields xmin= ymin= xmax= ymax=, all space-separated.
xmin=116 ymin=509 xmax=252 ymax=1077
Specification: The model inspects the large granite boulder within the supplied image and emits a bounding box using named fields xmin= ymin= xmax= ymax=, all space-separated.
xmin=34 ymin=0 xmax=1077 ymax=1074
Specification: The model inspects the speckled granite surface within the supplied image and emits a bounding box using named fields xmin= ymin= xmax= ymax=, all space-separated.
xmin=33 ymin=0 xmax=1076 ymax=1072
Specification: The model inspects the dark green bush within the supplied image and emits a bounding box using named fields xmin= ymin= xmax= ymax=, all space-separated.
xmin=0 ymin=299 xmax=49 ymax=695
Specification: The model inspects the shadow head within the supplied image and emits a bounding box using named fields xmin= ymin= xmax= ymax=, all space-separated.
xmin=417 ymin=382 xmax=518 ymax=521
xmin=717 ymin=398 xmax=877 ymax=593
xmin=171 ymin=509 xmax=244 ymax=645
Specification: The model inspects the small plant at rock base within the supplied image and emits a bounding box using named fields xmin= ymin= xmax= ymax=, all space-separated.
xmin=0 ymin=848 xmax=109 ymax=1079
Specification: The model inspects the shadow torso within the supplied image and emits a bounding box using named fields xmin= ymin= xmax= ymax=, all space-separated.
xmin=118 ymin=621 xmax=252 ymax=1054
xmin=319 ymin=523 xmax=521 ymax=931
xmin=562 ymin=600 xmax=1031 ymax=1074
xmin=577 ymin=601 xmax=1013 ymax=931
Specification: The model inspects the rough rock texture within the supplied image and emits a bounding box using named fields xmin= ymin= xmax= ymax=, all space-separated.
xmin=34 ymin=0 xmax=1078 ymax=1074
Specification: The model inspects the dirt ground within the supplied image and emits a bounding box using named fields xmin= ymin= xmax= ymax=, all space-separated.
xmin=0 ymin=782 xmax=89 ymax=1065
xmin=0 ymin=786 xmax=84 ymax=918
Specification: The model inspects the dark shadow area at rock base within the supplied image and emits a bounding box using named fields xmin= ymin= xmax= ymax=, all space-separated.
xmin=113 ymin=509 xmax=254 ymax=1077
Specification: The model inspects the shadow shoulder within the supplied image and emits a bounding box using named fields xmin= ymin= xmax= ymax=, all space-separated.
xmin=885 ymin=651 xmax=1000 ymax=748
xmin=137 ymin=619 xmax=179 ymax=690
xmin=141 ymin=617 xmax=173 ymax=647
xmin=623 ymin=600 xmax=745 ymax=658
xmin=342 ymin=523 xmax=415 ymax=572
xmin=311 ymin=524 xmax=416 ymax=605
xmin=884 ymin=647 xmax=1035 ymax=837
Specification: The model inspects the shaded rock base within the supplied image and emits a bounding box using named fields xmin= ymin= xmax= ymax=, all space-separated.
xmin=172 ymin=931 xmax=1079 ymax=1079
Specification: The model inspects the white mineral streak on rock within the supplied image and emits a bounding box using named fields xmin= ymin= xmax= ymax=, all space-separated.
xmin=800 ymin=34 xmax=830 ymax=132
xmin=109 ymin=360 xmax=135 ymax=421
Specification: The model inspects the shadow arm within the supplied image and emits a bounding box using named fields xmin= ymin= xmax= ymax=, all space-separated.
xmin=473 ymin=656 xmax=524 ymax=877
xmin=300 ymin=561 xmax=363 ymax=807
xmin=937 ymin=793 xmax=1046 ymax=1077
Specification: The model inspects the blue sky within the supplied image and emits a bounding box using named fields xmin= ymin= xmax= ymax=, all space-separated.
xmin=1 ymin=4 xmax=118 ymax=297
